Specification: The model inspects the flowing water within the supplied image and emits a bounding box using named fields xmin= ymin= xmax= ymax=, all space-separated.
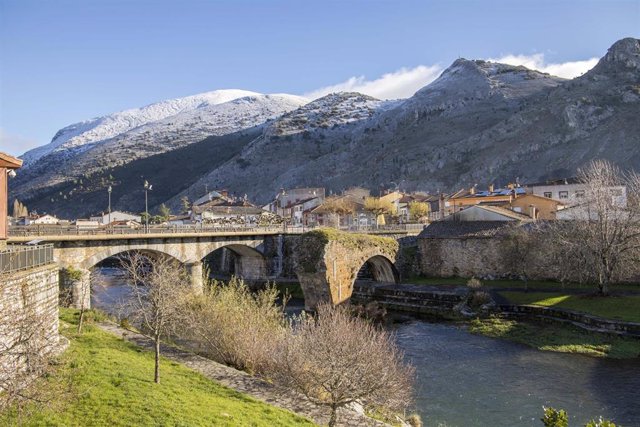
xmin=91 ymin=268 xmax=640 ymax=427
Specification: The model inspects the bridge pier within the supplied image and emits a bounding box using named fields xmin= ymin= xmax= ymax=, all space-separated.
xmin=61 ymin=267 xmax=91 ymax=310
xmin=185 ymin=261 xmax=204 ymax=294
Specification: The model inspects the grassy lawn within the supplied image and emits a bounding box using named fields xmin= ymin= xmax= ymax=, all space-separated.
xmin=404 ymin=276 xmax=640 ymax=292
xmin=468 ymin=316 xmax=640 ymax=359
xmin=2 ymin=309 xmax=315 ymax=427
xmin=499 ymin=292 xmax=640 ymax=323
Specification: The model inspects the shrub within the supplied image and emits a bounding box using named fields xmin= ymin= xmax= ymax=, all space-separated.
xmin=466 ymin=277 xmax=482 ymax=290
xmin=406 ymin=413 xmax=423 ymax=427
xmin=585 ymin=417 xmax=617 ymax=427
xmin=271 ymin=304 xmax=414 ymax=427
xmin=541 ymin=407 xmax=568 ymax=427
xmin=180 ymin=277 xmax=288 ymax=375
xmin=469 ymin=291 xmax=492 ymax=309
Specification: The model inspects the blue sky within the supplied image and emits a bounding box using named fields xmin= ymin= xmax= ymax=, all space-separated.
xmin=1 ymin=0 xmax=638 ymax=155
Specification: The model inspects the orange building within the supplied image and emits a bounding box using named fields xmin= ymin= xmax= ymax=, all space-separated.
xmin=504 ymin=193 xmax=566 ymax=220
xmin=0 ymin=152 xmax=23 ymax=243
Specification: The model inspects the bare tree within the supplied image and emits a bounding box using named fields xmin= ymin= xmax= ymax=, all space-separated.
xmin=118 ymin=252 xmax=192 ymax=383
xmin=272 ymin=304 xmax=414 ymax=427
xmin=551 ymin=160 xmax=640 ymax=295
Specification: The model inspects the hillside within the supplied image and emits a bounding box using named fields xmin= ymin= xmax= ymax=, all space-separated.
xmin=11 ymin=91 xmax=308 ymax=211
xmin=11 ymin=38 xmax=640 ymax=218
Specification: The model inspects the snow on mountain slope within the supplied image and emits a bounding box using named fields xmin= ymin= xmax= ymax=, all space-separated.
xmin=20 ymin=89 xmax=298 ymax=166
xmin=73 ymin=93 xmax=310 ymax=172
xmin=11 ymin=90 xmax=309 ymax=202
xmin=265 ymin=92 xmax=397 ymax=137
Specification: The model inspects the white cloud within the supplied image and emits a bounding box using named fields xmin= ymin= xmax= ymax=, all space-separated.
xmin=0 ymin=128 xmax=40 ymax=156
xmin=488 ymin=53 xmax=599 ymax=79
xmin=304 ymin=64 xmax=444 ymax=100
xmin=304 ymin=52 xmax=599 ymax=101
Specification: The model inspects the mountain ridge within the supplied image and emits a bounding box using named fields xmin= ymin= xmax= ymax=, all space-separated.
xmin=10 ymin=38 xmax=640 ymax=218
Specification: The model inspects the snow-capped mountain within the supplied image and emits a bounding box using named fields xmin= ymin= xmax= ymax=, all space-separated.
xmin=12 ymin=90 xmax=308 ymax=203
xmin=21 ymin=89 xmax=272 ymax=167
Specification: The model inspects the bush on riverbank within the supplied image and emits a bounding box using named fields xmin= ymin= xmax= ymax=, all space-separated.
xmin=469 ymin=316 xmax=640 ymax=358
xmin=177 ymin=277 xmax=416 ymax=427
xmin=541 ymin=407 xmax=618 ymax=427
xmin=180 ymin=277 xmax=288 ymax=375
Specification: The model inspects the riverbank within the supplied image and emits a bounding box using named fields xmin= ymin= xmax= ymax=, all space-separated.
xmin=1 ymin=309 xmax=316 ymax=427
xmin=467 ymin=316 xmax=640 ymax=359
xmin=352 ymin=280 xmax=640 ymax=359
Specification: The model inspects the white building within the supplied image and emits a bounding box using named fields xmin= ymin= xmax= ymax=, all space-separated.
xmin=526 ymin=178 xmax=627 ymax=208
xmin=74 ymin=219 xmax=100 ymax=229
xmin=90 ymin=211 xmax=141 ymax=225
xmin=25 ymin=214 xmax=59 ymax=225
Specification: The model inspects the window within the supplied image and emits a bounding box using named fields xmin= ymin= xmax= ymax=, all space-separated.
xmin=575 ymin=190 xmax=585 ymax=198
xmin=543 ymin=192 xmax=552 ymax=198
xmin=559 ymin=191 xmax=569 ymax=199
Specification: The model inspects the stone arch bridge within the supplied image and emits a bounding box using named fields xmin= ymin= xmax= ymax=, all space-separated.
xmin=8 ymin=228 xmax=415 ymax=310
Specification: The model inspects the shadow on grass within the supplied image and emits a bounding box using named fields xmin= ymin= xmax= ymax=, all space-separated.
xmin=468 ymin=316 xmax=640 ymax=359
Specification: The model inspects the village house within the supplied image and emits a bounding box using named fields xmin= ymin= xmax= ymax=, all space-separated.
xmin=266 ymin=188 xmax=325 ymax=226
xmin=0 ymin=152 xmax=23 ymax=242
xmin=448 ymin=184 xmax=525 ymax=212
xmin=525 ymin=177 xmax=627 ymax=208
xmin=308 ymin=194 xmax=376 ymax=228
xmin=90 ymin=210 xmax=141 ymax=225
xmin=500 ymin=193 xmax=566 ymax=220
xmin=73 ymin=219 xmax=101 ymax=229
xmin=19 ymin=213 xmax=60 ymax=226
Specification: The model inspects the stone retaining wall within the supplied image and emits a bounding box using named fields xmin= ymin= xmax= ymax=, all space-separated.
xmin=351 ymin=282 xmax=465 ymax=317
xmin=0 ymin=264 xmax=60 ymax=388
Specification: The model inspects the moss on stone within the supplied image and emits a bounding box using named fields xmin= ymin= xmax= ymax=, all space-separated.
xmin=296 ymin=228 xmax=399 ymax=273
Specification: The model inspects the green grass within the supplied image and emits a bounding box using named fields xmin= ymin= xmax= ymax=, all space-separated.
xmin=499 ymin=292 xmax=640 ymax=323
xmin=404 ymin=276 xmax=640 ymax=292
xmin=468 ymin=316 xmax=640 ymax=359
xmin=2 ymin=309 xmax=315 ymax=427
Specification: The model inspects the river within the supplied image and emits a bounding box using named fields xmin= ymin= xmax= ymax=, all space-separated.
xmin=91 ymin=268 xmax=640 ymax=427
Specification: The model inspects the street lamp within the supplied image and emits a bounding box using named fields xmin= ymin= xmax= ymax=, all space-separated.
xmin=144 ymin=180 xmax=152 ymax=233
xmin=107 ymin=186 xmax=112 ymax=230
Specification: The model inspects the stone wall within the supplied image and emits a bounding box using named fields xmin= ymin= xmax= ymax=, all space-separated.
xmin=0 ymin=265 xmax=60 ymax=389
xmin=418 ymin=237 xmax=508 ymax=279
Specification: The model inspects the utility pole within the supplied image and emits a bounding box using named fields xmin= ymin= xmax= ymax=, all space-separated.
xmin=144 ymin=180 xmax=152 ymax=233
xmin=107 ymin=186 xmax=112 ymax=230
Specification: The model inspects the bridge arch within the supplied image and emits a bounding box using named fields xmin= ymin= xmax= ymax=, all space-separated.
xmin=201 ymin=243 xmax=268 ymax=281
xmin=79 ymin=246 xmax=185 ymax=270
xmin=293 ymin=230 xmax=400 ymax=310
xmin=356 ymin=255 xmax=399 ymax=284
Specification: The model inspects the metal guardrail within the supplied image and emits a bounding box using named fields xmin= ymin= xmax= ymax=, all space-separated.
xmin=7 ymin=223 xmax=425 ymax=238
xmin=0 ymin=244 xmax=54 ymax=274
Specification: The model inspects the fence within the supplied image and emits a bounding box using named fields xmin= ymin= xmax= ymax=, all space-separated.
xmin=8 ymin=223 xmax=425 ymax=238
xmin=0 ymin=244 xmax=54 ymax=274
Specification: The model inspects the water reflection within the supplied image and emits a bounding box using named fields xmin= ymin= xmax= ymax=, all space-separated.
xmin=91 ymin=268 xmax=640 ymax=427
